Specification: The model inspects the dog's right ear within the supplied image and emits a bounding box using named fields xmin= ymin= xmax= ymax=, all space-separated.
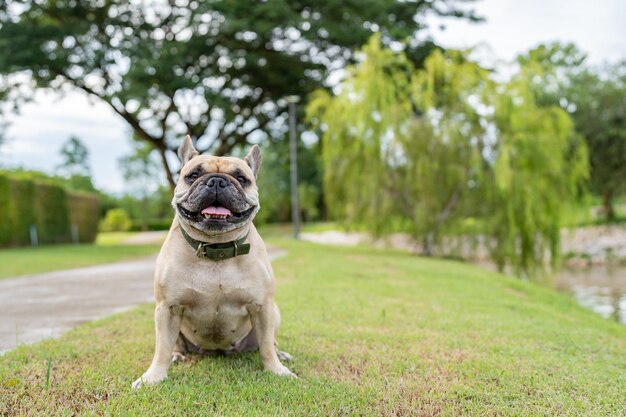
xmin=178 ymin=135 xmax=199 ymax=166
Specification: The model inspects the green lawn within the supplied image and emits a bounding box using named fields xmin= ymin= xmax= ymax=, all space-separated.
xmin=0 ymin=239 xmax=624 ymax=416
xmin=0 ymin=233 xmax=161 ymax=280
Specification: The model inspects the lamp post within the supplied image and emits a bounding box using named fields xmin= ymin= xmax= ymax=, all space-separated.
xmin=285 ymin=95 xmax=301 ymax=239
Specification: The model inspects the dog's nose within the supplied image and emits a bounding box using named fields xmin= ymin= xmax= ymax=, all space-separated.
xmin=207 ymin=176 xmax=228 ymax=189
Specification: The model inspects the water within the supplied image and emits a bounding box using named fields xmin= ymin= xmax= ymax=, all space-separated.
xmin=554 ymin=265 xmax=626 ymax=324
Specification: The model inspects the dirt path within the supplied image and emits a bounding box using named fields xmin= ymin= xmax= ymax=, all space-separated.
xmin=0 ymin=247 xmax=286 ymax=354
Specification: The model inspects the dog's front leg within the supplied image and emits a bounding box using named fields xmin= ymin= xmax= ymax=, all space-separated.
xmin=248 ymin=300 xmax=296 ymax=377
xmin=132 ymin=303 xmax=183 ymax=389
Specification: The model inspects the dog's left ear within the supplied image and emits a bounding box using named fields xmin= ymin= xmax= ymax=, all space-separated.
xmin=244 ymin=145 xmax=262 ymax=178
xmin=178 ymin=135 xmax=199 ymax=166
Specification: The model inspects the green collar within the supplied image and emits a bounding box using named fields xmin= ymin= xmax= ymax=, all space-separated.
xmin=179 ymin=223 xmax=250 ymax=261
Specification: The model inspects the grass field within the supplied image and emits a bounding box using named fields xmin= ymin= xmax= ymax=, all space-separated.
xmin=0 ymin=238 xmax=624 ymax=416
xmin=0 ymin=232 xmax=161 ymax=280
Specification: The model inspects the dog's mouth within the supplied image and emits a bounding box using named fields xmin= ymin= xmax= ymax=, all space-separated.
xmin=178 ymin=203 xmax=255 ymax=224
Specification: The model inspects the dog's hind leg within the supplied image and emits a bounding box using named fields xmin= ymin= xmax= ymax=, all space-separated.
xmin=172 ymin=333 xmax=190 ymax=363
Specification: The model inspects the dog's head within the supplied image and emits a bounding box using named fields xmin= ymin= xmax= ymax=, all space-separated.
xmin=173 ymin=136 xmax=261 ymax=236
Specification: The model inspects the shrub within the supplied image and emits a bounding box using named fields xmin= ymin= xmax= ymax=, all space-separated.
xmin=100 ymin=209 xmax=133 ymax=232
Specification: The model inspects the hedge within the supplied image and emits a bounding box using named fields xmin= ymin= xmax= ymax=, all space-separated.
xmin=68 ymin=192 xmax=101 ymax=243
xmin=0 ymin=173 xmax=100 ymax=246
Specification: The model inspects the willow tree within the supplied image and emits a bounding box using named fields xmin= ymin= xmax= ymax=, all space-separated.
xmin=308 ymin=36 xmax=588 ymax=278
xmin=489 ymin=73 xmax=588 ymax=275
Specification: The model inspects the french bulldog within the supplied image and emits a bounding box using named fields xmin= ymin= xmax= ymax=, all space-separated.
xmin=132 ymin=136 xmax=294 ymax=389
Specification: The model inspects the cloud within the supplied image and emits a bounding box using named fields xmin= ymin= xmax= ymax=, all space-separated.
xmin=428 ymin=0 xmax=626 ymax=65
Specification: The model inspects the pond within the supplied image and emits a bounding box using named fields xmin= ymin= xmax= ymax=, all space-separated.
xmin=554 ymin=265 xmax=626 ymax=324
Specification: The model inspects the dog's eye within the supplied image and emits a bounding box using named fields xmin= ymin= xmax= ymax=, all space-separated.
xmin=186 ymin=172 xmax=199 ymax=182
xmin=237 ymin=176 xmax=248 ymax=185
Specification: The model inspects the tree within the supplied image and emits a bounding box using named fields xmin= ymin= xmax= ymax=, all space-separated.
xmin=567 ymin=65 xmax=626 ymax=220
xmin=517 ymin=43 xmax=626 ymax=221
xmin=57 ymin=136 xmax=90 ymax=176
xmin=254 ymin=134 xmax=323 ymax=224
xmin=0 ymin=0 xmax=480 ymax=188
xmin=308 ymin=36 xmax=588 ymax=278
xmin=56 ymin=135 xmax=96 ymax=192
xmin=118 ymin=138 xmax=165 ymax=229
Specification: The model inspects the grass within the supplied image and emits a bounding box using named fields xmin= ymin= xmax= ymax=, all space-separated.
xmin=0 ymin=238 xmax=624 ymax=416
xmin=0 ymin=232 xmax=161 ymax=280
xmin=95 ymin=231 xmax=148 ymax=245
xmin=257 ymin=221 xmax=339 ymax=238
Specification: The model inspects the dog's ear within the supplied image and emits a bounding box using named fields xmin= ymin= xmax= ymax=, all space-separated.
xmin=244 ymin=145 xmax=262 ymax=178
xmin=178 ymin=135 xmax=199 ymax=166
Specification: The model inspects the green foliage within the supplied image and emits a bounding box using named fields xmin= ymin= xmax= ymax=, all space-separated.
xmin=117 ymin=139 xmax=171 ymax=228
xmin=567 ymin=65 xmax=626 ymax=220
xmin=308 ymin=36 xmax=588 ymax=278
xmin=118 ymin=139 xmax=162 ymax=195
xmin=4 ymin=168 xmax=96 ymax=193
xmin=100 ymin=208 xmax=132 ymax=233
xmin=57 ymin=136 xmax=90 ymax=177
xmin=0 ymin=171 xmax=100 ymax=246
xmin=33 ymin=183 xmax=70 ymax=244
xmin=298 ymin=183 xmax=321 ymax=222
xmin=67 ymin=192 xmax=101 ymax=243
xmin=0 ymin=174 xmax=12 ymax=246
xmin=9 ymin=178 xmax=36 ymax=245
xmin=107 ymin=185 xmax=174 ymax=229
xmin=128 ymin=219 xmax=172 ymax=232
xmin=489 ymin=78 xmax=588 ymax=275
xmin=518 ymin=43 xmax=626 ymax=221
xmin=255 ymin=138 xmax=323 ymax=225
xmin=0 ymin=0 xmax=480 ymax=187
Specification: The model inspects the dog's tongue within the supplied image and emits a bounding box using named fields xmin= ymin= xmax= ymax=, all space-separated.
xmin=201 ymin=206 xmax=232 ymax=216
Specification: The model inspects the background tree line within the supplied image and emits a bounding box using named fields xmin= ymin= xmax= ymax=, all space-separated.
xmin=0 ymin=1 xmax=624 ymax=279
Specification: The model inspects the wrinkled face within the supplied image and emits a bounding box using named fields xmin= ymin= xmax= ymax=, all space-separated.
xmin=173 ymin=144 xmax=261 ymax=236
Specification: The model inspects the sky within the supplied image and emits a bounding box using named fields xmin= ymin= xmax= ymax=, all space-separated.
xmin=1 ymin=0 xmax=625 ymax=194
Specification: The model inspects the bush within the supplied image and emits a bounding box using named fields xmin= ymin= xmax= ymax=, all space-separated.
xmin=100 ymin=209 xmax=133 ymax=232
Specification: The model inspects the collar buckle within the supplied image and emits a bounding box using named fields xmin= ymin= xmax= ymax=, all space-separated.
xmin=196 ymin=243 xmax=207 ymax=258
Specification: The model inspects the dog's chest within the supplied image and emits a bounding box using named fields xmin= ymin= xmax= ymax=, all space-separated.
xmin=162 ymin=260 xmax=268 ymax=350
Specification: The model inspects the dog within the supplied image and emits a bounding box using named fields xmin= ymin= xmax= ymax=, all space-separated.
xmin=132 ymin=136 xmax=294 ymax=389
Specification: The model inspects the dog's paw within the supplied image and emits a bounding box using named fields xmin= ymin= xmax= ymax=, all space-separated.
xmin=131 ymin=372 xmax=167 ymax=390
xmin=277 ymin=350 xmax=293 ymax=362
xmin=171 ymin=352 xmax=187 ymax=364
xmin=131 ymin=377 xmax=144 ymax=390
xmin=269 ymin=364 xmax=298 ymax=378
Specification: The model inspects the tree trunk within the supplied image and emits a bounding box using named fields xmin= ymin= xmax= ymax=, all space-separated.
xmin=156 ymin=146 xmax=176 ymax=190
xmin=422 ymin=233 xmax=435 ymax=257
xmin=603 ymin=189 xmax=615 ymax=221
